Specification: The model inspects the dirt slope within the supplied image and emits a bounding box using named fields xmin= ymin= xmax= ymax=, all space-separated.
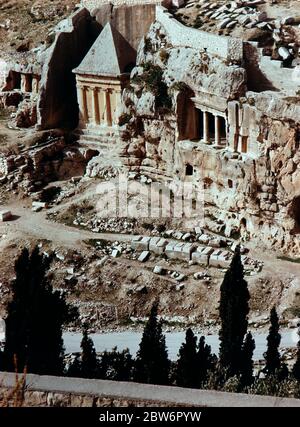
xmin=0 ymin=0 xmax=77 ymax=54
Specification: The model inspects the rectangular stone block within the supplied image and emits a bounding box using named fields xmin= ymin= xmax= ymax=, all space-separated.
xmin=165 ymin=243 xmax=183 ymax=260
xmin=152 ymin=238 xmax=168 ymax=255
xmin=202 ymin=247 xmax=214 ymax=256
xmin=217 ymin=251 xmax=233 ymax=268
xmin=192 ymin=246 xmax=212 ymax=266
xmin=209 ymin=249 xmax=223 ymax=267
xmin=165 ymin=243 xmax=176 ymax=259
xmin=131 ymin=236 xmax=142 ymax=251
xmin=149 ymin=237 xmax=160 ymax=252
xmin=131 ymin=236 xmax=150 ymax=251
xmin=0 ymin=210 xmax=12 ymax=222
xmin=138 ymin=251 xmax=150 ymax=263
xmin=181 ymin=243 xmax=197 ymax=261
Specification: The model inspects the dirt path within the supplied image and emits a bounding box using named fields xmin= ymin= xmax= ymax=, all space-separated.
xmin=1 ymin=198 xmax=300 ymax=279
xmin=0 ymin=201 xmax=135 ymax=249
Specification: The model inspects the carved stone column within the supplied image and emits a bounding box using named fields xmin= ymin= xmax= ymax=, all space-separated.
xmin=105 ymin=89 xmax=113 ymax=127
xmin=215 ymin=115 xmax=221 ymax=145
xmin=203 ymin=111 xmax=209 ymax=143
xmin=77 ymin=85 xmax=88 ymax=125
xmin=92 ymin=87 xmax=100 ymax=125
xmin=20 ymin=74 xmax=27 ymax=92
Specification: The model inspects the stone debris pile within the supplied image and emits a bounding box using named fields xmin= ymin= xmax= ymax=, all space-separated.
xmin=73 ymin=215 xmax=137 ymax=234
xmin=178 ymin=0 xmax=300 ymax=67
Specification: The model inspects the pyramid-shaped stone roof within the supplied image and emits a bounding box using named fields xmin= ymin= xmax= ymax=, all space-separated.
xmin=73 ymin=23 xmax=136 ymax=77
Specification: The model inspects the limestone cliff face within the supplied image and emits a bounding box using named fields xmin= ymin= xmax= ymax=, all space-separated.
xmin=121 ymin=20 xmax=300 ymax=255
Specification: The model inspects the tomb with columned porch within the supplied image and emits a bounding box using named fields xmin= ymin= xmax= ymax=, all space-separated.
xmin=73 ymin=22 xmax=136 ymax=149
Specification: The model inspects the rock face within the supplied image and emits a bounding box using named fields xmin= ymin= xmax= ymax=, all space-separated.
xmin=37 ymin=7 xmax=101 ymax=130
xmin=115 ymin=8 xmax=300 ymax=255
xmin=0 ymin=133 xmax=96 ymax=193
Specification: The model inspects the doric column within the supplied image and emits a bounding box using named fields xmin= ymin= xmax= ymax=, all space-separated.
xmin=203 ymin=111 xmax=209 ymax=143
xmin=114 ymin=88 xmax=122 ymax=125
xmin=77 ymin=85 xmax=88 ymax=124
xmin=20 ymin=74 xmax=27 ymax=92
xmin=92 ymin=87 xmax=100 ymax=125
xmin=215 ymin=115 xmax=221 ymax=145
xmin=32 ymin=76 xmax=40 ymax=94
xmin=105 ymin=89 xmax=112 ymax=127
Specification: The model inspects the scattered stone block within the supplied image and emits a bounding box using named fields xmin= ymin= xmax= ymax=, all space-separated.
xmin=152 ymin=238 xmax=168 ymax=255
xmin=209 ymin=250 xmax=223 ymax=267
xmin=194 ymin=271 xmax=210 ymax=280
xmin=0 ymin=210 xmax=12 ymax=222
xmin=182 ymin=232 xmax=191 ymax=241
xmin=149 ymin=237 xmax=160 ymax=252
xmin=173 ymin=243 xmax=185 ymax=259
xmin=111 ymin=249 xmax=121 ymax=258
xmin=173 ymin=231 xmax=183 ymax=240
xmin=153 ymin=265 xmax=166 ymax=275
xmin=136 ymin=285 xmax=148 ymax=294
xmin=131 ymin=236 xmax=150 ymax=251
xmin=130 ymin=235 xmax=142 ymax=250
xmin=181 ymin=243 xmax=197 ymax=261
xmin=165 ymin=243 xmax=176 ymax=258
xmin=138 ymin=251 xmax=150 ymax=263
xmin=198 ymin=234 xmax=210 ymax=244
xmin=194 ymin=226 xmax=202 ymax=235
xmin=32 ymin=201 xmax=48 ymax=210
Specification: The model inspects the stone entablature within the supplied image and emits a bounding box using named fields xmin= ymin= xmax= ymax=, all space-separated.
xmin=156 ymin=6 xmax=243 ymax=63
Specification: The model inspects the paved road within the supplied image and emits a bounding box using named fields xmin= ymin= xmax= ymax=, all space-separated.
xmin=63 ymin=329 xmax=300 ymax=361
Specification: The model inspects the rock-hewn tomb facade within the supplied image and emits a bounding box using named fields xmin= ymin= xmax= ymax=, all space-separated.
xmin=1 ymin=0 xmax=300 ymax=255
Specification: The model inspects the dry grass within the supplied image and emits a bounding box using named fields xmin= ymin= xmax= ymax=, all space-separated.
xmin=0 ymin=357 xmax=26 ymax=407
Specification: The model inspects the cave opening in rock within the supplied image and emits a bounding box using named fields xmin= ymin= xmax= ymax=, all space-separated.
xmin=290 ymin=196 xmax=300 ymax=233
xmin=208 ymin=112 xmax=215 ymax=139
xmin=241 ymin=217 xmax=247 ymax=228
xmin=11 ymin=71 xmax=21 ymax=90
xmin=177 ymin=87 xmax=200 ymax=141
xmin=228 ymin=179 xmax=233 ymax=188
xmin=185 ymin=163 xmax=194 ymax=176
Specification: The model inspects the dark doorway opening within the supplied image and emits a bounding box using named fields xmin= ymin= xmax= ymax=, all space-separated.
xmin=220 ymin=116 xmax=227 ymax=141
xmin=289 ymin=196 xmax=300 ymax=233
xmin=208 ymin=112 xmax=215 ymax=139
xmin=197 ymin=109 xmax=204 ymax=140
xmin=186 ymin=164 xmax=194 ymax=176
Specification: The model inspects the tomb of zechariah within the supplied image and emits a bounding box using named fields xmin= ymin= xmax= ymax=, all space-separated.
xmin=1 ymin=0 xmax=300 ymax=255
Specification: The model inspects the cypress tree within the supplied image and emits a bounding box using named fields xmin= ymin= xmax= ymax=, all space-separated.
xmin=99 ymin=348 xmax=134 ymax=381
xmin=67 ymin=355 xmax=82 ymax=378
xmin=197 ymin=336 xmax=216 ymax=387
xmin=3 ymin=247 xmax=77 ymax=375
xmin=240 ymin=332 xmax=255 ymax=387
xmin=175 ymin=328 xmax=198 ymax=388
xmin=219 ymin=246 xmax=250 ymax=376
xmin=264 ymin=307 xmax=281 ymax=375
xmin=134 ymin=302 xmax=170 ymax=385
xmin=80 ymin=330 xmax=98 ymax=379
xmin=292 ymin=336 xmax=300 ymax=381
